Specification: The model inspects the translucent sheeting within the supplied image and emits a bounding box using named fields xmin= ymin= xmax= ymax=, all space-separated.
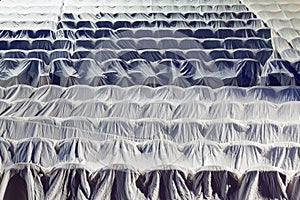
xmin=1 ymin=0 xmax=300 ymax=198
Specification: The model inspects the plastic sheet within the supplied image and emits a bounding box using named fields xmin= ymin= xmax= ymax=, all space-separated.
xmin=1 ymin=0 xmax=300 ymax=198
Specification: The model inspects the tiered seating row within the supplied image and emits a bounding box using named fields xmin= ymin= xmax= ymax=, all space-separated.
xmin=6 ymin=57 xmax=300 ymax=87
xmin=0 ymin=58 xmax=261 ymax=87
xmin=0 ymin=37 xmax=273 ymax=49
xmin=1 ymin=99 xmax=300 ymax=121
xmin=0 ymin=84 xmax=300 ymax=102
xmin=0 ymin=163 xmax=296 ymax=199
xmin=1 ymin=138 xmax=300 ymax=171
xmin=62 ymin=11 xmax=258 ymax=20
xmin=62 ymin=4 xmax=247 ymax=13
xmin=0 ymin=85 xmax=299 ymax=103
xmin=57 ymin=19 xmax=265 ymax=29
xmin=1 ymin=117 xmax=300 ymax=144
xmin=0 ymin=28 xmax=271 ymax=39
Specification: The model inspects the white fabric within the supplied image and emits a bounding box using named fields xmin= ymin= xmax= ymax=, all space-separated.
xmin=0 ymin=0 xmax=299 ymax=199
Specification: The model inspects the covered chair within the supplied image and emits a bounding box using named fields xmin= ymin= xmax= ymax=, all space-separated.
xmin=73 ymin=59 xmax=106 ymax=86
xmin=235 ymin=168 xmax=289 ymax=199
xmin=261 ymin=59 xmax=296 ymax=86
xmin=0 ymin=163 xmax=47 ymax=200
xmin=89 ymin=165 xmax=144 ymax=200
xmin=49 ymin=59 xmax=78 ymax=86
xmin=192 ymin=166 xmax=239 ymax=199
xmin=46 ymin=164 xmax=91 ymax=200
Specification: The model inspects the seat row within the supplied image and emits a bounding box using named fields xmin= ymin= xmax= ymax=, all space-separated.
xmin=0 ymin=58 xmax=261 ymax=87
xmin=63 ymin=0 xmax=240 ymax=6
xmin=0 ymin=21 xmax=57 ymax=30
xmin=2 ymin=99 xmax=300 ymax=122
xmin=0 ymin=29 xmax=56 ymax=39
xmin=75 ymin=37 xmax=272 ymax=49
xmin=2 ymin=116 xmax=300 ymax=144
xmin=262 ymin=59 xmax=300 ymax=86
xmin=59 ymin=28 xmax=271 ymax=39
xmin=0 ymin=27 xmax=271 ymax=39
xmin=62 ymin=4 xmax=247 ymax=13
xmin=0 ymin=49 xmax=273 ymax=66
xmin=57 ymin=19 xmax=265 ymax=29
xmin=0 ymin=6 xmax=61 ymax=14
xmin=4 ymin=58 xmax=300 ymax=87
xmin=2 ymin=137 xmax=300 ymax=170
xmin=61 ymin=11 xmax=257 ymax=21
xmin=0 ymin=37 xmax=272 ymax=51
xmin=0 ymin=13 xmax=58 ymax=21
xmin=0 ymin=163 xmax=296 ymax=199
xmin=1 ymin=85 xmax=300 ymax=103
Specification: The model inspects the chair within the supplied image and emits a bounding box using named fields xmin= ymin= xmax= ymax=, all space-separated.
xmin=158 ymin=38 xmax=180 ymax=49
xmin=32 ymin=39 xmax=53 ymax=50
xmin=209 ymin=49 xmax=232 ymax=60
xmin=34 ymin=29 xmax=55 ymax=39
xmin=50 ymin=50 xmax=70 ymax=60
xmin=116 ymin=38 xmax=137 ymax=49
xmin=257 ymin=28 xmax=271 ymax=39
xmin=235 ymin=28 xmax=256 ymax=38
xmin=207 ymin=20 xmax=227 ymax=28
xmin=237 ymin=11 xmax=256 ymax=20
xmin=96 ymin=21 xmax=113 ymax=28
xmin=236 ymin=59 xmax=260 ymax=87
xmin=194 ymin=29 xmax=214 ymax=38
xmin=28 ymin=50 xmax=51 ymax=65
xmin=215 ymin=28 xmax=234 ymax=39
xmin=189 ymin=20 xmax=207 ymax=28
xmin=75 ymin=29 xmax=95 ymax=39
xmin=49 ymin=59 xmax=76 ymax=86
xmin=151 ymin=20 xmax=169 ymax=28
xmin=256 ymin=49 xmax=273 ymax=65
xmin=134 ymin=29 xmax=154 ymax=38
xmin=95 ymin=50 xmax=118 ymax=62
xmin=118 ymin=50 xmax=140 ymax=61
xmin=10 ymin=40 xmax=31 ymax=50
xmin=57 ymin=21 xmax=76 ymax=29
xmin=113 ymin=21 xmax=132 ymax=29
xmin=180 ymin=39 xmax=204 ymax=49
xmin=94 ymin=29 xmax=115 ymax=38
xmin=233 ymin=49 xmax=254 ymax=59
xmin=137 ymin=39 xmax=158 ymax=50
xmin=227 ymin=20 xmax=246 ymax=28
xmin=72 ymin=50 xmax=94 ymax=59
xmin=0 ymin=40 xmax=9 ymax=50
xmin=202 ymin=39 xmax=223 ymax=49
xmin=115 ymin=29 xmax=134 ymax=38
xmin=75 ymin=39 xmax=95 ymax=50
xmin=77 ymin=20 xmax=95 ymax=29
xmin=140 ymin=50 xmax=163 ymax=62
xmin=53 ymin=39 xmax=73 ymax=51
xmin=165 ymin=50 xmax=186 ymax=60
xmin=95 ymin=39 xmax=119 ymax=49
xmin=245 ymin=38 xmax=269 ymax=49
xmin=174 ymin=29 xmax=193 ymax=38
xmin=224 ymin=38 xmax=244 ymax=49
xmin=153 ymin=29 xmax=174 ymax=38
xmin=0 ymin=30 xmax=14 ymax=39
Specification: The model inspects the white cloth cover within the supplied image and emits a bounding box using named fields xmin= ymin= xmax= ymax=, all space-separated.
xmin=0 ymin=0 xmax=299 ymax=199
